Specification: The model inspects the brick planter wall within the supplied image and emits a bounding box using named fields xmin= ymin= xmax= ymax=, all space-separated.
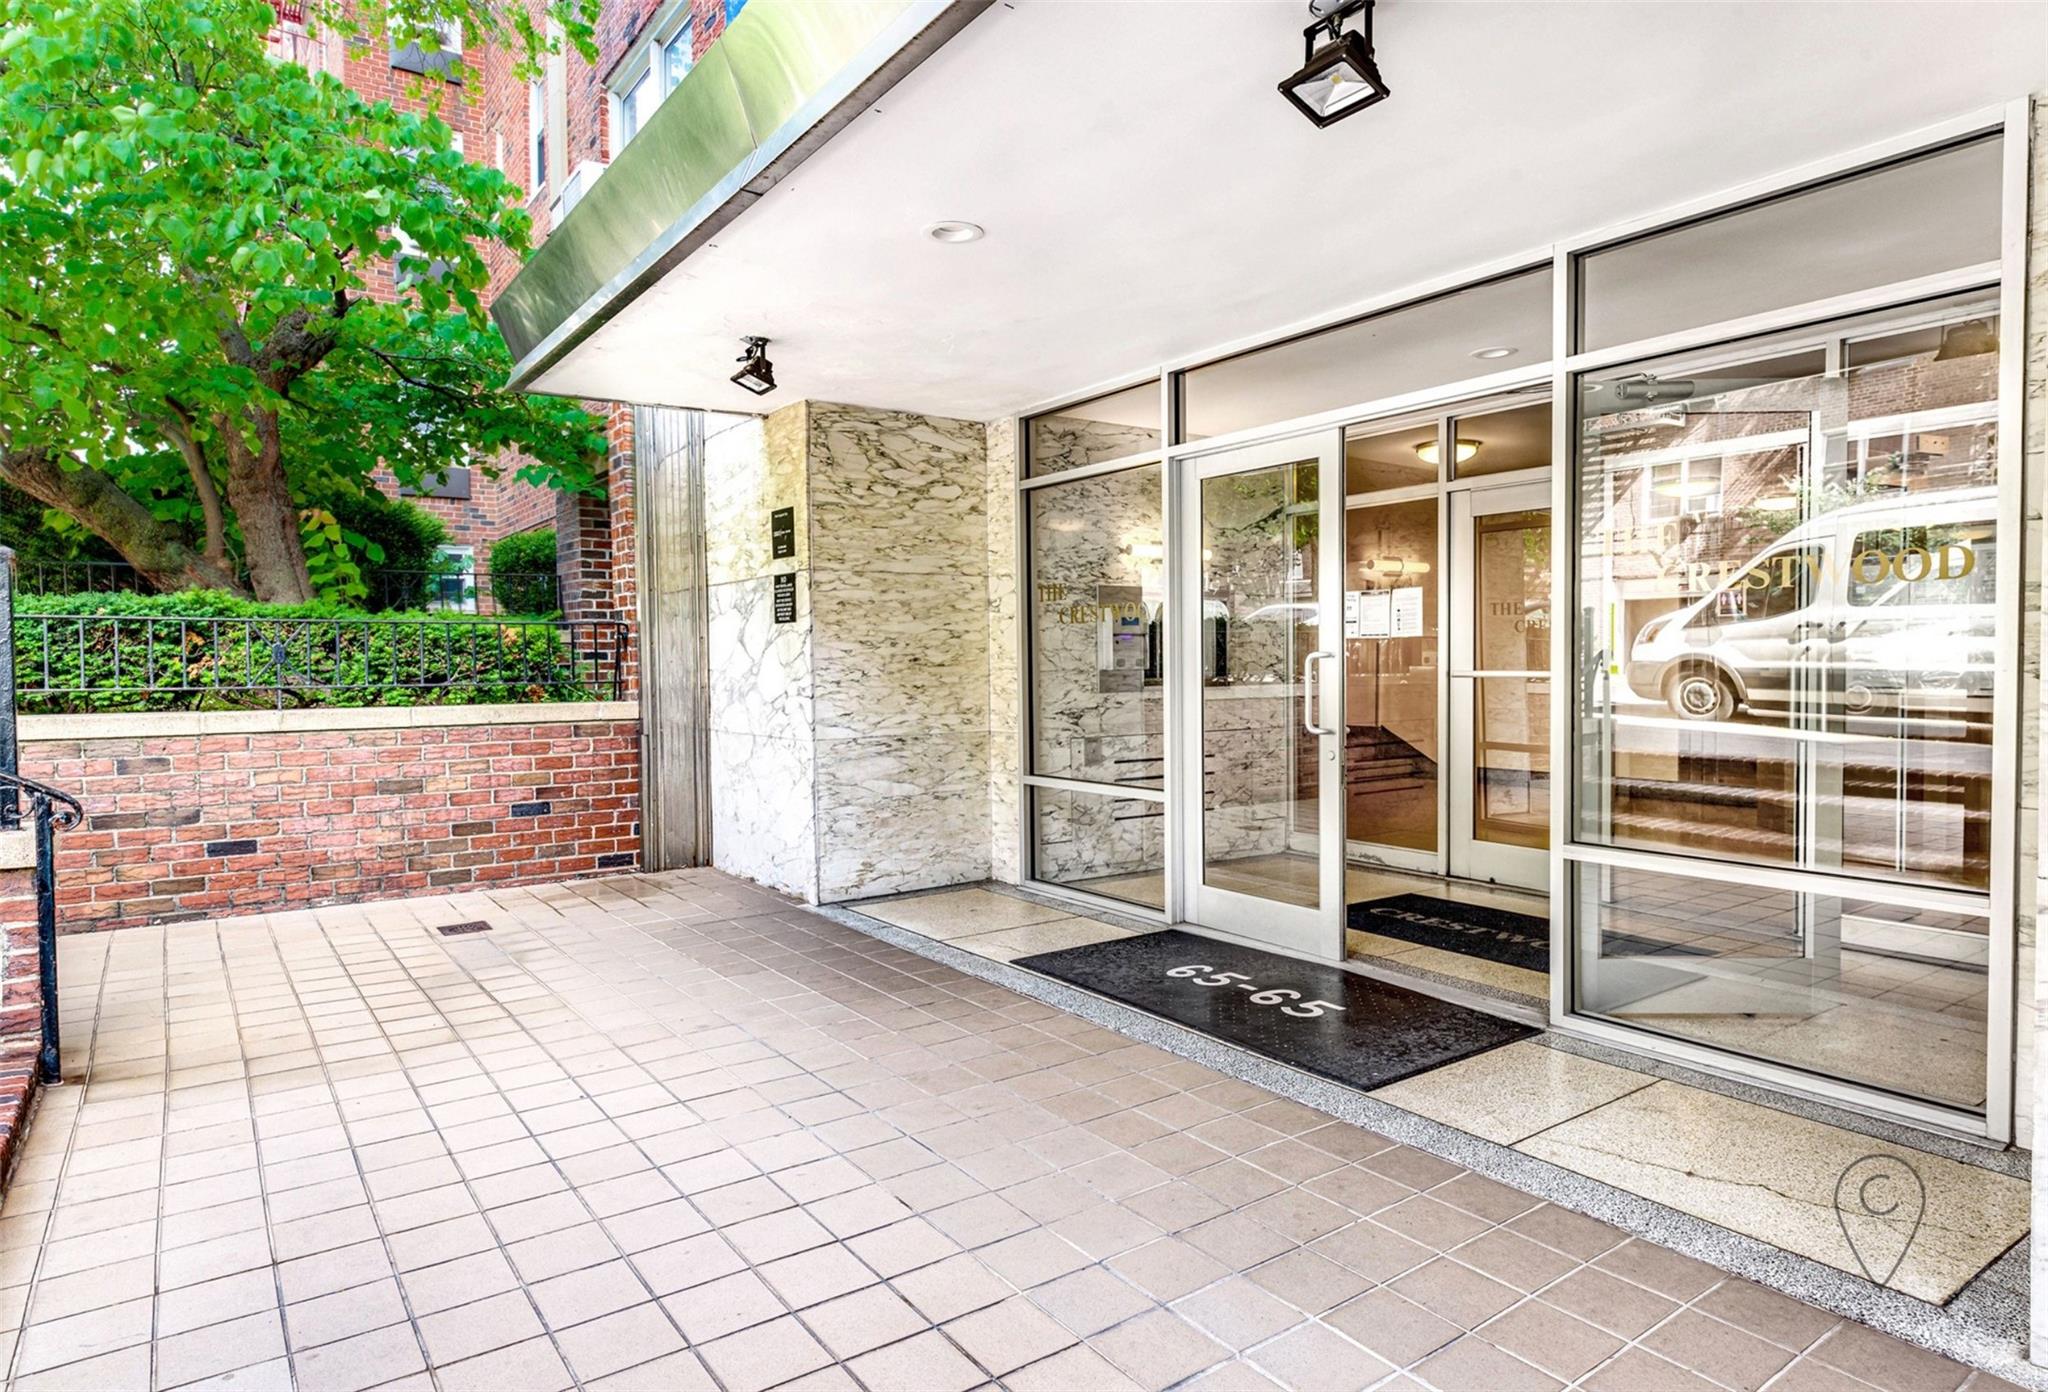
xmin=21 ymin=705 xmax=641 ymax=932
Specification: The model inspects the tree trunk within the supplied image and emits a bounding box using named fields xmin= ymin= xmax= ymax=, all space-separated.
xmin=218 ymin=405 xmax=313 ymax=604
xmin=0 ymin=447 xmax=248 ymax=595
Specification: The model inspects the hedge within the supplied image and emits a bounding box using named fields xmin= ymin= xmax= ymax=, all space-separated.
xmin=487 ymin=528 xmax=558 ymax=616
xmin=14 ymin=590 xmax=619 ymax=713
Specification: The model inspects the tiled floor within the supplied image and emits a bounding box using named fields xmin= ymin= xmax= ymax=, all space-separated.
xmin=861 ymin=888 xmax=2029 ymax=1307
xmin=0 ymin=869 xmax=2017 ymax=1391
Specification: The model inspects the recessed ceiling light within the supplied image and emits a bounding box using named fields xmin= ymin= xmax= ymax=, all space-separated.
xmin=925 ymin=221 xmax=984 ymax=244
xmin=1471 ymin=346 xmax=1517 ymax=360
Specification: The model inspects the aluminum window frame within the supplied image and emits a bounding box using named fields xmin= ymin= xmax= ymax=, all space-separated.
xmin=1545 ymin=99 xmax=2026 ymax=1144
xmin=1016 ymin=393 xmax=1173 ymax=920
xmin=1007 ymin=98 xmax=2027 ymax=1140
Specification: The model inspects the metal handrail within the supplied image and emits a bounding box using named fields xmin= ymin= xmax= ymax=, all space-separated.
xmin=0 ymin=770 xmax=83 ymax=1083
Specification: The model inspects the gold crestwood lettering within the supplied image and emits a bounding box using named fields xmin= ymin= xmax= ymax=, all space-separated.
xmin=1676 ymin=542 xmax=1977 ymax=592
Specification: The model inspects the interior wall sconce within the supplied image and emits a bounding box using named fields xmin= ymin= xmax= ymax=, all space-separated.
xmin=1279 ymin=0 xmax=1391 ymax=128
xmin=731 ymin=336 xmax=777 ymax=396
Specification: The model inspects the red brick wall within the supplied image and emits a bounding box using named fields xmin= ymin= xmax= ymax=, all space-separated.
xmin=25 ymin=714 xmax=641 ymax=932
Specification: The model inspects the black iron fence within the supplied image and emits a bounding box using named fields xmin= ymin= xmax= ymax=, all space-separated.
xmin=15 ymin=612 xmax=630 ymax=712
xmin=16 ymin=561 xmax=564 ymax=616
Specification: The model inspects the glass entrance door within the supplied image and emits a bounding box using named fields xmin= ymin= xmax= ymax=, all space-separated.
xmin=1449 ymin=482 xmax=1551 ymax=889
xmin=1179 ymin=432 xmax=1346 ymax=960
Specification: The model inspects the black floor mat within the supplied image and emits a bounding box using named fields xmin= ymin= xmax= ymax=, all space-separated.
xmin=1015 ymin=930 xmax=1535 ymax=1093
xmin=1350 ymin=894 xmax=1550 ymax=973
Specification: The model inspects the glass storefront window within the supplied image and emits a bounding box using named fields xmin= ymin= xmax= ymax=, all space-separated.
xmin=1026 ymin=381 xmax=1161 ymax=476
xmin=1028 ymin=465 xmax=1163 ymax=789
xmin=1031 ymin=785 xmax=1165 ymax=909
xmin=1178 ymin=267 xmax=1552 ymax=444
xmin=1572 ymin=862 xmax=1989 ymax=1112
xmin=1574 ymin=299 xmax=1999 ymax=892
xmin=1570 ymin=297 xmax=2001 ymax=1115
xmin=1576 ymin=136 xmax=2002 ymax=353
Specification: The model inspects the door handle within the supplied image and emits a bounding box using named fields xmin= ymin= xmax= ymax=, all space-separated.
xmin=1302 ymin=650 xmax=1336 ymax=736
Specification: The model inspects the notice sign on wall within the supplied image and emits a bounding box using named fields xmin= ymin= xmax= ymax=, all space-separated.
xmin=1391 ymin=587 xmax=1424 ymax=638
xmin=770 ymin=506 xmax=796 ymax=560
xmin=773 ymin=571 xmax=797 ymax=624
xmin=1351 ymin=591 xmax=1391 ymax=639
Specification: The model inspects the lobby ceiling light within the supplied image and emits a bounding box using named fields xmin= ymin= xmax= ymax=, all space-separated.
xmin=1413 ymin=438 xmax=1480 ymax=466
xmin=1279 ymin=0 xmax=1390 ymax=128
xmin=1655 ymin=477 xmax=1722 ymax=500
xmin=1471 ymin=346 xmax=1517 ymax=361
xmin=731 ymin=336 xmax=776 ymax=396
xmin=1752 ymin=493 xmax=1802 ymax=512
xmin=925 ymin=220 xmax=984 ymax=243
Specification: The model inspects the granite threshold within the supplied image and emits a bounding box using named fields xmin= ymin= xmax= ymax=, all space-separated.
xmin=817 ymin=889 xmax=2040 ymax=1390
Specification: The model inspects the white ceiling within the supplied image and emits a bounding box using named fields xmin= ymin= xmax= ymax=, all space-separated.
xmin=529 ymin=0 xmax=2046 ymax=422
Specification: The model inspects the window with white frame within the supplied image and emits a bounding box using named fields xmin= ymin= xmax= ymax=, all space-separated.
xmin=609 ymin=7 xmax=695 ymax=157
xmin=663 ymin=20 xmax=693 ymax=93
xmin=527 ymin=77 xmax=547 ymax=196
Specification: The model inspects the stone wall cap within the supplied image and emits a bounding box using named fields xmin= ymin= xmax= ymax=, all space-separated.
xmin=0 ymin=829 xmax=34 ymax=871
xmin=20 ymin=701 xmax=640 ymax=741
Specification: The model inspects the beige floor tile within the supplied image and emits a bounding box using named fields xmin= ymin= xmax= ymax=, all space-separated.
xmin=959 ymin=918 xmax=1130 ymax=962
xmin=530 ymin=1260 xmax=652 ymax=1331
xmin=15 ymin=1295 xmax=154 ymax=1376
xmin=1371 ymin=1041 xmax=1655 ymax=1145
xmin=290 ymin=1322 xmax=428 ymax=1392
xmin=697 ymin=1314 xmax=834 ymax=1392
xmin=553 ymin=1304 xmax=690 ymax=1384
xmin=155 ymin=1308 xmax=288 ymax=1388
xmin=14 ymin=870 xmax=1998 ymax=1392
xmin=1517 ymin=1083 xmax=2027 ymax=1303
xmin=857 ymin=890 xmax=1072 ymax=940
xmin=285 ymin=1278 xmax=410 ymax=1350
xmin=846 ymin=1329 xmax=983 ymax=1392
xmin=1089 ymin=1308 xmax=1232 ymax=1392
xmin=434 ymin=1336 xmax=575 ymax=1392
xmin=416 ymin=1289 xmax=544 ymax=1366
xmin=943 ymin=1294 xmax=1078 ymax=1375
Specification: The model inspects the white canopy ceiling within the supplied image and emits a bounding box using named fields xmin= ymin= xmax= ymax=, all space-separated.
xmin=528 ymin=0 xmax=2045 ymax=422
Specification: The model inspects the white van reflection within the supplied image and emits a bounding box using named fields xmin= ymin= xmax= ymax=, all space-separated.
xmin=1625 ymin=488 xmax=1995 ymax=727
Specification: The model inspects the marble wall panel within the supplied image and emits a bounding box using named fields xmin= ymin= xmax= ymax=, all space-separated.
xmin=705 ymin=407 xmax=808 ymax=585
xmin=809 ymin=575 xmax=989 ymax=741
xmin=802 ymin=402 xmax=995 ymax=901
xmin=710 ymin=728 xmax=816 ymax=900
xmin=988 ymin=420 xmax=1023 ymax=884
xmin=815 ymin=732 xmax=991 ymax=899
xmin=808 ymin=404 xmax=987 ymax=578
xmin=1029 ymin=415 xmax=1160 ymax=475
xmin=707 ymin=573 xmax=811 ymax=742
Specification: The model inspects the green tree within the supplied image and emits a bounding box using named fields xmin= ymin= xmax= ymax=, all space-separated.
xmin=0 ymin=0 xmax=607 ymax=602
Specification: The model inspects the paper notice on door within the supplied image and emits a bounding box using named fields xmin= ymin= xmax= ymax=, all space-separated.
xmin=1354 ymin=591 xmax=1391 ymax=639
xmin=1391 ymin=587 xmax=1424 ymax=638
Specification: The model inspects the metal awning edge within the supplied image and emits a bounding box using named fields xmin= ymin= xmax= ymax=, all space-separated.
xmin=500 ymin=0 xmax=991 ymax=396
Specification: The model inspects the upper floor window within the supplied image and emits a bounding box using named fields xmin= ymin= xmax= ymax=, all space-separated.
xmin=609 ymin=8 xmax=695 ymax=158
xmin=663 ymin=21 xmax=693 ymax=92
xmin=618 ymin=69 xmax=652 ymax=146
xmin=527 ymin=78 xmax=547 ymax=196
xmin=390 ymin=17 xmax=462 ymax=78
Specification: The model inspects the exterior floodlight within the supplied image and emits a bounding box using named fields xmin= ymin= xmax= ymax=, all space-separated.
xmin=731 ymin=337 xmax=776 ymax=396
xmin=1279 ymin=0 xmax=1389 ymax=128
